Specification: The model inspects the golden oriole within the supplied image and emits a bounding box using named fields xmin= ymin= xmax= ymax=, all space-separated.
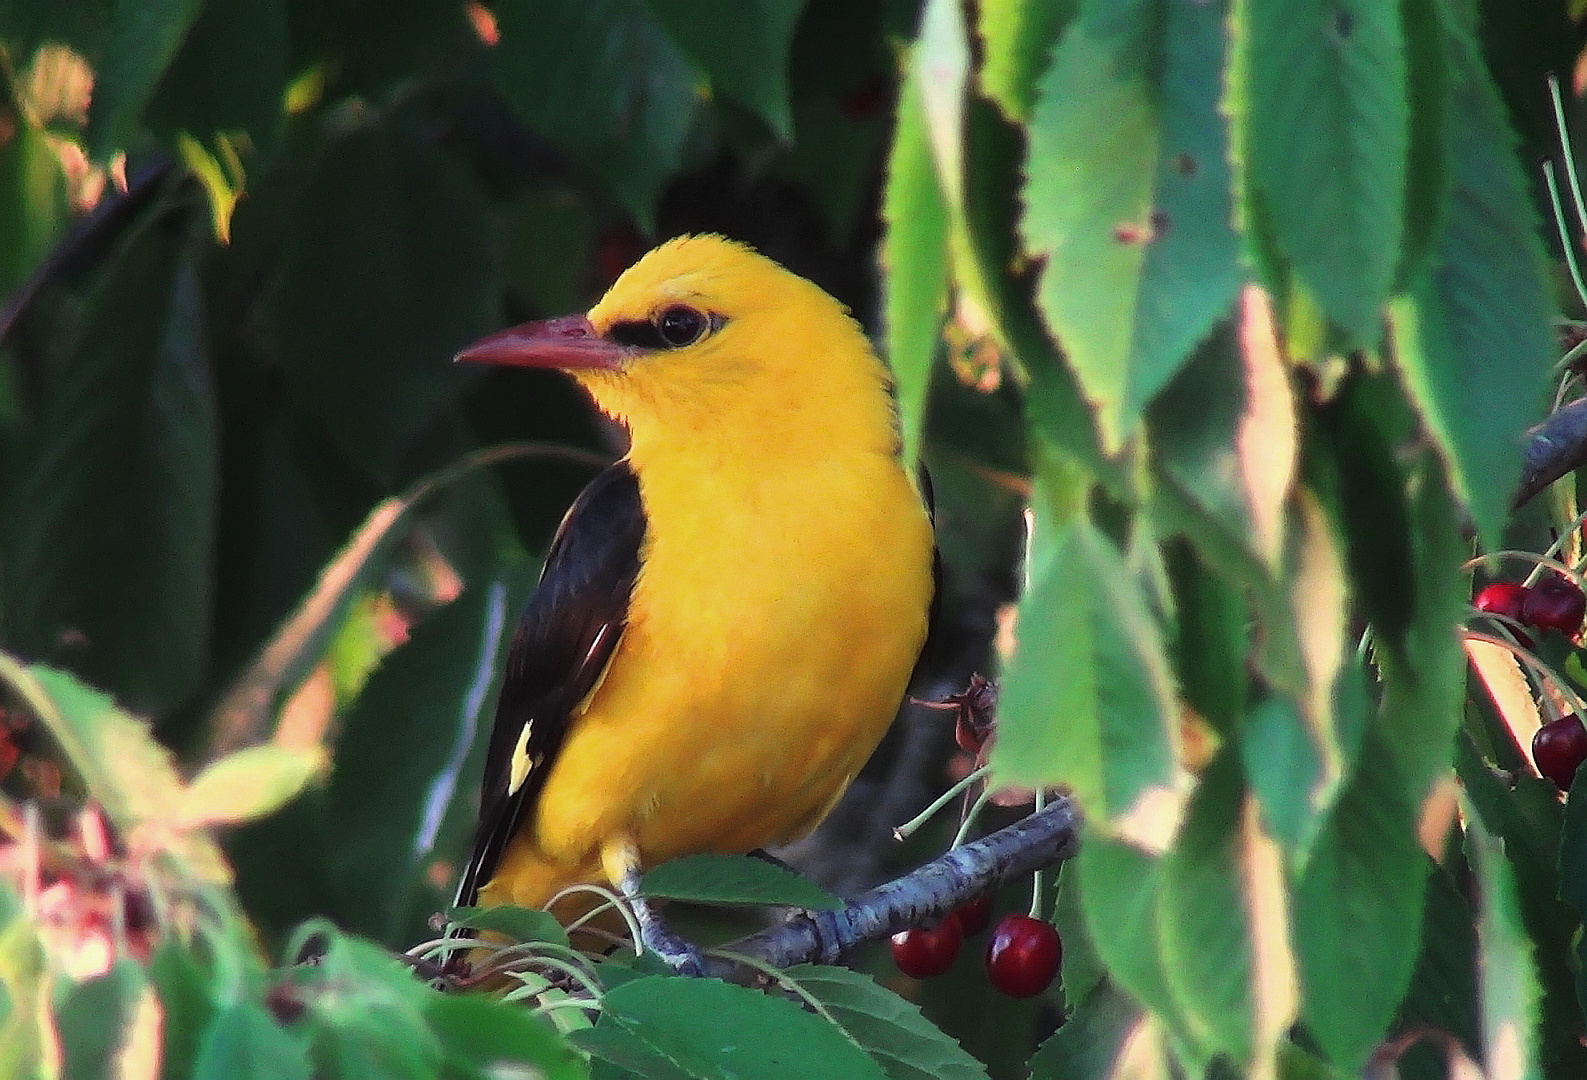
xmin=452 ymin=235 xmax=938 ymax=929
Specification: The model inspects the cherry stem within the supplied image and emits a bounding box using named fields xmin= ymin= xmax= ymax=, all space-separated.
xmin=1465 ymin=550 xmax=1584 ymax=591
xmin=1027 ymin=790 xmax=1047 ymax=920
xmin=1463 ymin=629 xmax=1587 ymax=722
xmin=951 ymin=784 xmax=994 ymax=849
xmin=895 ymin=764 xmax=991 ymax=842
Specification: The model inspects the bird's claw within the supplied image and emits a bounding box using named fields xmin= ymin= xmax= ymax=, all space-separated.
xmin=640 ymin=921 xmax=705 ymax=976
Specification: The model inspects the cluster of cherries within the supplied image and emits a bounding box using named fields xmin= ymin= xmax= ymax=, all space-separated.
xmin=890 ymin=894 xmax=1062 ymax=998
xmin=1474 ymin=574 xmax=1587 ymax=790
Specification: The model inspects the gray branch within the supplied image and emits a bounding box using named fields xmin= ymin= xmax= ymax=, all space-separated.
xmin=700 ymin=794 xmax=1081 ymax=976
xmin=1514 ymin=394 xmax=1587 ymax=509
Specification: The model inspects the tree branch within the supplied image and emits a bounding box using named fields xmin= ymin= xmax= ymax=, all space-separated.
xmin=700 ymin=794 xmax=1081 ymax=976
xmin=1514 ymin=394 xmax=1587 ymax=509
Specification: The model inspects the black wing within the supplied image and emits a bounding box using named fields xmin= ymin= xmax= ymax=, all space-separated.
xmin=454 ymin=461 xmax=647 ymax=907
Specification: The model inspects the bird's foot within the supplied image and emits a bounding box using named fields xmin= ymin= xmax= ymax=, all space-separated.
xmin=620 ymin=868 xmax=704 ymax=976
xmin=638 ymin=917 xmax=705 ymax=976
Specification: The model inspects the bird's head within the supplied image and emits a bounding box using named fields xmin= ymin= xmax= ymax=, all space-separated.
xmin=457 ymin=235 xmax=896 ymax=453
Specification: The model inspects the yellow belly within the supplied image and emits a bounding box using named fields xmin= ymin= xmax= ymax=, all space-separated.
xmin=479 ymin=451 xmax=934 ymax=911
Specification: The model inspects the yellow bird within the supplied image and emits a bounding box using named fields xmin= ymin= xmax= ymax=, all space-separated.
xmin=452 ymin=235 xmax=937 ymax=952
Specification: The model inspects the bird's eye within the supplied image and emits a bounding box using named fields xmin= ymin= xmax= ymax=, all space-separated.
xmin=656 ymin=306 xmax=708 ymax=348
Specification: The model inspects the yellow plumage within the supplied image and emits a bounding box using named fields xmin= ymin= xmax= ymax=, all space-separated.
xmin=462 ymin=235 xmax=936 ymax=913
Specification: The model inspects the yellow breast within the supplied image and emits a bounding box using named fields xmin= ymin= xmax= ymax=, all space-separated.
xmin=529 ymin=445 xmax=934 ymax=872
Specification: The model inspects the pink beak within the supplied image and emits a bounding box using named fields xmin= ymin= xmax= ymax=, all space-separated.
xmin=454 ymin=315 xmax=627 ymax=371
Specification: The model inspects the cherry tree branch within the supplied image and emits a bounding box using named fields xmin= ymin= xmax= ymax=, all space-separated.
xmin=1515 ymin=394 xmax=1587 ymax=509
xmin=700 ymin=793 xmax=1081 ymax=976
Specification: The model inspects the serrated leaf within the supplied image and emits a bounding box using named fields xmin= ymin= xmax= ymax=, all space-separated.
xmin=1395 ymin=865 xmax=1479 ymax=1056
xmin=492 ymin=0 xmax=699 ymax=227
xmin=881 ymin=31 xmax=950 ymax=468
xmin=445 ymin=905 xmax=570 ymax=948
xmin=424 ymin=994 xmax=586 ymax=1080
xmin=644 ymin=0 xmax=802 ymax=139
xmin=1156 ymin=751 xmax=1252 ymax=1063
xmin=1456 ymin=730 xmax=1587 ymax=1075
xmin=1467 ymin=808 xmax=1541 ymax=1080
xmin=191 ymin=1001 xmax=311 ymax=1080
xmin=591 ymin=975 xmax=888 ymax=1080
xmin=1 ymin=206 xmax=218 ymax=717
xmin=85 ymin=0 xmax=204 ymax=158
xmin=1027 ymin=981 xmax=1148 ymax=1080
xmin=783 ymin=965 xmax=988 ymax=1080
xmin=177 ymin=744 xmax=326 ymax=830
xmin=275 ymin=119 xmax=499 ymax=483
xmin=640 ymin=853 xmax=841 ymax=909
xmin=1022 ymin=0 xmax=1241 ymax=452
xmin=2 ymin=660 xmax=187 ymax=837
xmin=1385 ymin=23 xmax=1554 ymax=552
xmin=1293 ymin=725 xmax=1429 ymax=1075
xmin=1234 ymin=0 xmax=1407 ymax=342
xmin=977 ymin=0 xmax=1076 ymax=124
xmin=992 ymin=518 xmax=1178 ymax=821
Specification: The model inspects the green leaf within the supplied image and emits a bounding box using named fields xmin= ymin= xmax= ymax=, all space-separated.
xmin=492 ymin=0 xmax=700 ymax=227
xmin=275 ymin=119 xmax=500 ymax=483
xmin=1074 ymin=836 xmax=1181 ymax=1045
xmin=1293 ymin=724 xmax=1429 ymax=1075
xmin=783 ymin=965 xmax=989 ymax=1080
xmin=1371 ymin=452 xmax=1467 ymax=809
xmin=1022 ymin=0 xmax=1242 ymax=452
xmin=1467 ymin=807 xmax=1541 ymax=1080
xmin=1385 ymin=21 xmax=1554 ymax=552
xmin=206 ymin=443 xmax=560 ymax=756
xmin=85 ymin=0 xmax=204 ymax=157
xmin=1394 ymin=865 xmax=1478 ymax=1057
xmin=574 ymin=1024 xmax=693 ymax=1080
xmin=321 ymin=573 xmax=533 ymax=943
xmin=1243 ymin=667 xmax=1371 ymax=861
xmin=1156 ymin=751 xmax=1252 ymax=1063
xmin=150 ymin=938 xmax=218 ymax=1080
xmin=0 ymin=877 xmax=49 ymax=1080
xmin=977 ymin=0 xmax=1076 ymax=124
xmin=643 ymin=0 xmax=802 ymax=139
xmin=1147 ymin=313 xmax=1297 ymax=575
xmin=424 ymin=994 xmax=587 ymax=1080
xmin=1027 ymin=981 xmax=1147 ymax=1080
xmin=446 ymin=905 xmax=571 ymax=948
xmin=288 ymin=930 xmax=440 ymax=1080
xmin=0 ymin=66 xmax=69 ymax=299
xmin=992 ymin=518 xmax=1177 ymax=820
xmin=1164 ymin=541 xmax=1248 ymax=739
xmin=1560 ymin=779 xmax=1587 ymax=919
xmin=145 ymin=0 xmax=288 ymax=150
xmin=58 ymin=958 xmax=147 ymax=1080
xmin=191 ymin=1001 xmax=311 ymax=1080
xmin=1457 ymin=731 xmax=1587 ymax=1076
xmin=881 ymin=32 xmax=950 ymax=468
xmin=178 ymin=744 xmax=326 ymax=829
xmin=640 ymin=853 xmax=841 ymax=909
xmin=2 ymin=203 xmax=218 ymax=717
xmin=1394 ymin=0 xmax=1452 ymax=291
xmin=1233 ymin=0 xmax=1408 ymax=342
xmin=590 ymin=976 xmax=888 ymax=1080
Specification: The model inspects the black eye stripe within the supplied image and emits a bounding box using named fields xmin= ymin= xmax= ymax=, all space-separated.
xmin=606 ymin=309 xmax=726 ymax=351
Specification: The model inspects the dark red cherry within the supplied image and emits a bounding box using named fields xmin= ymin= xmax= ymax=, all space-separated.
xmin=985 ymin=913 xmax=1061 ymax=999
xmin=1522 ymin=575 xmax=1587 ymax=637
xmin=890 ymin=914 xmax=963 ymax=979
xmin=1534 ymin=715 xmax=1587 ymax=791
